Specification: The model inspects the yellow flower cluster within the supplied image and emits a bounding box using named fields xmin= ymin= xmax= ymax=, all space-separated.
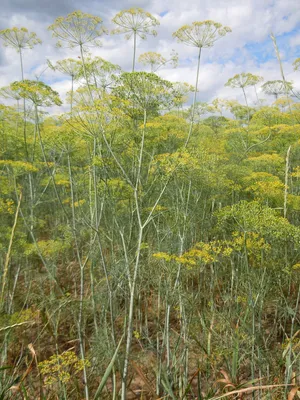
xmin=175 ymin=246 xmax=217 ymax=266
xmin=237 ymin=296 xmax=247 ymax=304
xmin=25 ymin=238 xmax=70 ymax=259
xmin=38 ymin=350 xmax=90 ymax=386
xmin=231 ymin=232 xmax=271 ymax=254
xmin=74 ymin=199 xmax=86 ymax=207
xmin=282 ymin=337 xmax=300 ymax=352
xmin=98 ymin=178 xmax=133 ymax=200
xmin=0 ymin=198 xmax=15 ymax=214
xmin=291 ymin=166 xmax=300 ymax=178
xmin=153 ymin=252 xmax=173 ymax=262
xmin=153 ymin=233 xmax=270 ymax=269
xmin=144 ymin=204 xmax=168 ymax=213
xmin=151 ymin=151 xmax=199 ymax=175
xmin=133 ymin=330 xmax=140 ymax=339
xmin=153 ymin=241 xmax=233 ymax=268
xmin=0 ymin=159 xmax=38 ymax=173
xmin=9 ymin=307 xmax=38 ymax=325
xmin=244 ymin=172 xmax=284 ymax=201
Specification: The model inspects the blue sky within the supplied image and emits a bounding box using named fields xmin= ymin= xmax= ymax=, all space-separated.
xmin=243 ymin=27 xmax=300 ymax=63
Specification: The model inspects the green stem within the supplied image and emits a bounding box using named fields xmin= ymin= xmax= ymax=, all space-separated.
xmin=19 ymin=48 xmax=28 ymax=160
xmin=133 ymin=31 xmax=137 ymax=72
xmin=71 ymin=75 xmax=74 ymax=115
xmin=185 ymin=46 xmax=202 ymax=147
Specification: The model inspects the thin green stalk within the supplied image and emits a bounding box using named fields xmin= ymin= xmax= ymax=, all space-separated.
xmin=284 ymin=146 xmax=291 ymax=219
xmin=0 ymin=191 xmax=22 ymax=310
xmin=133 ymin=31 xmax=137 ymax=72
xmin=185 ymin=46 xmax=202 ymax=147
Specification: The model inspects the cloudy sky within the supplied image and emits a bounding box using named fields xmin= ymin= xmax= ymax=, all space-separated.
xmin=0 ymin=0 xmax=299 ymax=111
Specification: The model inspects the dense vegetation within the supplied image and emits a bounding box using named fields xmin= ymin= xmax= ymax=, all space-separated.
xmin=0 ymin=9 xmax=300 ymax=400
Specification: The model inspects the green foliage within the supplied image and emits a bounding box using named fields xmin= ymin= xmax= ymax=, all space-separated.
xmin=251 ymin=106 xmax=289 ymax=126
xmin=246 ymin=153 xmax=284 ymax=173
xmin=79 ymin=56 xmax=121 ymax=90
xmin=0 ymin=160 xmax=38 ymax=174
xmin=244 ymin=171 xmax=284 ymax=205
xmin=112 ymin=71 xmax=174 ymax=118
xmin=25 ymin=237 xmax=71 ymax=260
xmin=0 ymin=368 xmax=21 ymax=400
xmin=10 ymin=80 xmax=62 ymax=107
xmin=216 ymin=200 xmax=300 ymax=243
xmin=226 ymin=100 xmax=255 ymax=120
xmin=145 ymin=114 xmax=187 ymax=146
xmin=0 ymin=12 xmax=300 ymax=400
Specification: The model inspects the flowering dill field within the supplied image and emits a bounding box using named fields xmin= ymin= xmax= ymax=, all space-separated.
xmin=0 ymin=8 xmax=299 ymax=400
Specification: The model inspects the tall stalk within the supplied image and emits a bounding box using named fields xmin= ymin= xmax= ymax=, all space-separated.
xmin=132 ymin=31 xmax=137 ymax=72
xmin=173 ymin=21 xmax=231 ymax=146
xmin=186 ymin=47 xmax=202 ymax=146
xmin=19 ymin=48 xmax=29 ymax=159
xmin=121 ymin=109 xmax=147 ymax=400
xmin=67 ymin=152 xmax=90 ymax=400
xmin=0 ymin=191 xmax=22 ymax=310
xmin=271 ymin=33 xmax=292 ymax=114
xmin=284 ymin=146 xmax=291 ymax=219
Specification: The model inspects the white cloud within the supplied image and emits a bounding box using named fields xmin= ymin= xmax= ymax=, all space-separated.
xmin=0 ymin=0 xmax=299 ymax=113
xmin=290 ymin=33 xmax=300 ymax=47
